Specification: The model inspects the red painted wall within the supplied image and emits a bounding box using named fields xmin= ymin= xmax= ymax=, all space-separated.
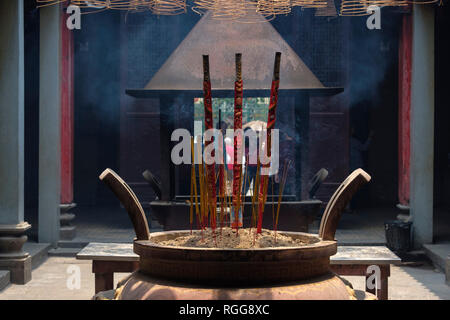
xmin=398 ymin=14 xmax=412 ymax=206
xmin=60 ymin=11 xmax=74 ymax=204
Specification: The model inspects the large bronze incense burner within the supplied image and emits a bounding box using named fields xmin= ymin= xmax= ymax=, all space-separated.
xmin=133 ymin=230 xmax=335 ymax=286
xmin=99 ymin=168 xmax=371 ymax=300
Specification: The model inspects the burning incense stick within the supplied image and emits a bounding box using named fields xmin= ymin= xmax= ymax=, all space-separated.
xmin=276 ymin=160 xmax=291 ymax=224
xmin=218 ymin=129 xmax=226 ymax=230
xmin=190 ymin=155 xmax=194 ymax=232
xmin=256 ymin=52 xmax=281 ymax=234
xmin=241 ymin=156 xmax=249 ymax=225
xmin=271 ymin=176 xmax=275 ymax=228
xmin=191 ymin=137 xmax=200 ymax=231
xmin=202 ymin=55 xmax=217 ymax=231
xmin=275 ymin=159 xmax=292 ymax=239
xmin=251 ymin=158 xmax=261 ymax=229
xmin=232 ymin=53 xmax=244 ymax=229
xmin=196 ymin=140 xmax=207 ymax=230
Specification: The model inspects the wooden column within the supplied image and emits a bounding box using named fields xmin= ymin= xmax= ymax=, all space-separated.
xmin=60 ymin=7 xmax=76 ymax=240
xmin=398 ymin=13 xmax=412 ymax=210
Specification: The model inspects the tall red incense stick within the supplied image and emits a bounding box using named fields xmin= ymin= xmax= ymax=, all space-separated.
xmin=232 ymin=53 xmax=243 ymax=229
xmin=217 ymin=110 xmax=225 ymax=229
xmin=256 ymin=52 xmax=281 ymax=234
xmin=202 ymin=55 xmax=217 ymax=230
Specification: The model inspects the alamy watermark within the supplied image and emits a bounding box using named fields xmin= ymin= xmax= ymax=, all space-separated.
xmin=366 ymin=5 xmax=381 ymax=30
xmin=66 ymin=265 xmax=81 ymax=290
xmin=366 ymin=265 xmax=381 ymax=292
xmin=171 ymin=121 xmax=279 ymax=175
xmin=66 ymin=5 xmax=81 ymax=30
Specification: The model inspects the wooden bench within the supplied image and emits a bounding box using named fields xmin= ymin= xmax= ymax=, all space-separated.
xmin=330 ymin=246 xmax=401 ymax=300
xmin=76 ymin=243 xmax=400 ymax=300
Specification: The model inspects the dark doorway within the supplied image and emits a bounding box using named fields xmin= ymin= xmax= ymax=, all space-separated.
xmin=434 ymin=3 xmax=450 ymax=243
xmin=348 ymin=12 xmax=400 ymax=210
xmin=24 ymin=1 xmax=40 ymax=241
xmin=73 ymin=12 xmax=121 ymax=206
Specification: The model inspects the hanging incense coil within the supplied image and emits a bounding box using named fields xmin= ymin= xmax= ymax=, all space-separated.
xmin=70 ymin=0 xmax=139 ymax=11
xmin=150 ymin=0 xmax=187 ymax=15
xmin=237 ymin=0 xmax=276 ymax=24
xmin=62 ymin=0 xmax=110 ymax=14
xmin=36 ymin=0 xmax=67 ymax=7
xmin=107 ymin=0 xmax=140 ymax=9
xmin=315 ymin=0 xmax=338 ymax=16
xmin=192 ymin=0 xmax=215 ymax=15
xmin=211 ymin=0 xmax=246 ymax=20
xmin=340 ymin=0 xmax=378 ymax=16
xmin=133 ymin=0 xmax=155 ymax=11
xmin=340 ymin=0 xmax=408 ymax=16
xmin=373 ymin=0 xmax=408 ymax=6
xmin=258 ymin=0 xmax=291 ymax=15
xmin=405 ymin=0 xmax=440 ymax=3
xmin=340 ymin=0 xmax=371 ymax=15
xmin=291 ymin=0 xmax=328 ymax=9
xmin=35 ymin=0 xmax=63 ymax=7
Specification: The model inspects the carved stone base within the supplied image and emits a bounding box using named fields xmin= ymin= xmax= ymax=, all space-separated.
xmin=0 ymin=256 xmax=31 ymax=284
xmin=60 ymin=203 xmax=76 ymax=240
xmin=0 ymin=222 xmax=31 ymax=284
xmin=396 ymin=203 xmax=411 ymax=222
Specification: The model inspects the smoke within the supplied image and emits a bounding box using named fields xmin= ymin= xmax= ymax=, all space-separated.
xmin=347 ymin=8 xmax=400 ymax=108
xmin=74 ymin=11 xmax=122 ymax=125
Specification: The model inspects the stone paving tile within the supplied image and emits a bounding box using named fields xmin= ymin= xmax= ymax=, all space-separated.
xmin=0 ymin=257 xmax=128 ymax=300
xmin=343 ymin=264 xmax=450 ymax=300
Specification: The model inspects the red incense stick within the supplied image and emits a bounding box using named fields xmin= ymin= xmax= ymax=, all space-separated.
xmin=202 ymin=55 xmax=217 ymax=231
xmin=256 ymin=52 xmax=281 ymax=234
xmin=232 ymin=53 xmax=243 ymax=229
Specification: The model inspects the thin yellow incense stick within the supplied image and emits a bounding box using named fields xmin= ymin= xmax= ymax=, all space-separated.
xmin=271 ymin=175 xmax=274 ymax=227
xmin=251 ymin=159 xmax=261 ymax=229
xmin=275 ymin=160 xmax=291 ymax=227
xmin=191 ymin=138 xmax=200 ymax=227
xmin=197 ymin=142 xmax=206 ymax=228
xmin=203 ymin=162 xmax=209 ymax=227
xmin=189 ymin=139 xmax=195 ymax=227
xmin=241 ymin=161 xmax=249 ymax=227
xmin=190 ymin=168 xmax=194 ymax=226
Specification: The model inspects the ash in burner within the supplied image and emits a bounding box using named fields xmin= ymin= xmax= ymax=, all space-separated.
xmin=155 ymin=227 xmax=314 ymax=249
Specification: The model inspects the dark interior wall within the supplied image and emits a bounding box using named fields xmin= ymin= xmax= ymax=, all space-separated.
xmin=348 ymin=11 xmax=400 ymax=207
xmin=300 ymin=11 xmax=350 ymax=202
xmin=119 ymin=11 xmax=199 ymax=202
xmin=24 ymin=0 xmax=40 ymax=234
xmin=120 ymin=8 xmax=351 ymax=202
xmin=72 ymin=7 xmax=401 ymax=205
xmin=434 ymin=4 xmax=450 ymax=209
xmin=74 ymin=12 xmax=121 ymax=206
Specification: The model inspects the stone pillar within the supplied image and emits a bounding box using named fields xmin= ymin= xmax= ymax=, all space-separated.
xmin=39 ymin=4 xmax=61 ymax=246
xmin=60 ymin=8 xmax=76 ymax=240
xmin=0 ymin=0 xmax=32 ymax=284
xmin=410 ymin=5 xmax=435 ymax=247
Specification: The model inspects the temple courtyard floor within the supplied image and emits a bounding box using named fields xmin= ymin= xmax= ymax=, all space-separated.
xmin=0 ymin=256 xmax=448 ymax=300
xmin=0 ymin=206 xmax=447 ymax=299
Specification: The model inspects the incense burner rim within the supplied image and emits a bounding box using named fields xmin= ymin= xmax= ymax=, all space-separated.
xmin=132 ymin=230 xmax=337 ymax=286
xmin=134 ymin=229 xmax=336 ymax=253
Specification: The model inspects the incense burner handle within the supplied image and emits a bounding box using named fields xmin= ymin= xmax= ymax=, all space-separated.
xmin=100 ymin=168 xmax=150 ymax=240
xmin=318 ymin=169 xmax=371 ymax=241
